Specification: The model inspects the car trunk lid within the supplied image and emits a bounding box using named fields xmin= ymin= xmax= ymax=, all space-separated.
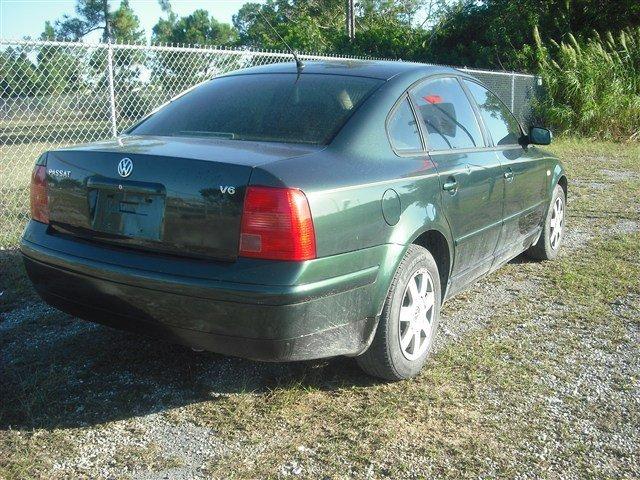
xmin=46 ymin=135 xmax=318 ymax=260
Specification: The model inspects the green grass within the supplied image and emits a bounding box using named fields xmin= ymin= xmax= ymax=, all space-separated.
xmin=0 ymin=250 xmax=37 ymax=312
xmin=535 ymin=27 xmax=640 ymax=141
xmin=548 ymin=139 xmax=640 ymax=226
xmin=1 ymin=140 xmax=58 ymax=248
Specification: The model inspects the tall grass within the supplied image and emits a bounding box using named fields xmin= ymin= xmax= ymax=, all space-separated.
xmin=534 ymin=27 xmax=640 ymax=141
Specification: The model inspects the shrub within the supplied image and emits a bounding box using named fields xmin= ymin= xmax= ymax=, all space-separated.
xmin=534 ymin=26 xmax=640 ymax=141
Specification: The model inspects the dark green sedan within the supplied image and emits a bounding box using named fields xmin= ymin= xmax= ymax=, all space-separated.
xmin=21 ymin=60 xmax=567 ymax=380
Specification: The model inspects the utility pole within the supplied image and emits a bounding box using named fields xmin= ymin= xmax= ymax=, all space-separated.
xmin=346 ymin=0 xmax=355 ymax=40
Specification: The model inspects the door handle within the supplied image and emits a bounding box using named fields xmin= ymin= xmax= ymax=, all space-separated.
xmin=442 ymin=178 xmax=458 ymax=192
xmin=504 ymin=168 xmax=514 ymax=181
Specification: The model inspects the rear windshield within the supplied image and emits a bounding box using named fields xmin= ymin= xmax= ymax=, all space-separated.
xmin=128 ymin=73 xmax=383 ymax=145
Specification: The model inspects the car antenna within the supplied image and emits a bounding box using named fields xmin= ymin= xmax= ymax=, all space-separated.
xmin=257 ymin=8 xmax=305 ymax=73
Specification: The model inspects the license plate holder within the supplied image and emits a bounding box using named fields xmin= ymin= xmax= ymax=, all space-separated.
xmin=88 ymin=178 xmax=166 ymax=241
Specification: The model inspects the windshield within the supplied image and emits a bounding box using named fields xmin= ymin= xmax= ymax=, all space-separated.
xmin=128 ymin=73 xmax=383 ymax=145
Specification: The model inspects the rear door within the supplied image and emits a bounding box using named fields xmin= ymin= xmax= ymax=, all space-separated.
xmin=462 ymin=79 xmax=547 ymax=262
xmin=409 ymin=76 xmax=504 ymax=287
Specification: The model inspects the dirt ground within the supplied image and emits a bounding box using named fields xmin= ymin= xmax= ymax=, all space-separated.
xmin=1 ymin=139 xmax=639 ymax=479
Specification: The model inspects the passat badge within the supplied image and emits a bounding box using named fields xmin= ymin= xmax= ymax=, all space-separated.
xmin=117 ymin=158 xmax=133 ymax=178
xmin=48 ymin=169 xmax=71 ymax=178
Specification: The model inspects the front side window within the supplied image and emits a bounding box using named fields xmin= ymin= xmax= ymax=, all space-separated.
xmin=409 ymin=77 xmax=483 ymax=151
xmin=387 ymin=98 xmax=422 ymax=152
xmin=464 ymin=80 xmax=522 ymax=146
xmin=129 ymin=74 xmax=383 ymax=145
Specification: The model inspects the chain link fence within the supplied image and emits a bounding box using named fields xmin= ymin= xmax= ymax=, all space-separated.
xmin=0 ymin=39 xmax=541 ymax=247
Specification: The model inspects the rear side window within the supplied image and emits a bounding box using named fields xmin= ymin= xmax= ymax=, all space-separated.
xmin=410 ymin=77 xmax=483 ymax=151
xmin=387 ymin=98 xmax=422 ymax=152
xmin=464 ymin=80 xmax=522 ymax=146
xmin=129 ymin=74 xmax=383 ymax=145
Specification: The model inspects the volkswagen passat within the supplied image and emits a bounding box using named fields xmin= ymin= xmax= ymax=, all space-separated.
xmin=21 ymin=61 xmax=566 ymax=380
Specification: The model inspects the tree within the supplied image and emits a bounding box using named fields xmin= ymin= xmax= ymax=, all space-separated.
xmin=232 ymin=0 xmax=427 ymax=57
xmin=425 ymin=0 xmax=640 ymax=71
xmin=150 ymin=7 xmax=238 ymax=92
xmin=0 ymin=48 xmax=40 ymax=98
xmin=342 ymin=0 xmax=429 ymax=59
xmin=229 ymin=0 xmax=639 ymax=70
xmin=52 ymin=0 xmax=144 ymax=43
xmin=152 ymin=8 xmax=237 ymax=45
xmin=55 ymin=0 xmax=112 ymax=41
xmin=40 ymin=21 xmax=57 ymax=41
xmin=36 ymin=44 xmax=83 ymax=95
xmin=233 ymin=0 xmax=345 ymax=53
xmin=111 ymin=0 xmax=145 ymax=43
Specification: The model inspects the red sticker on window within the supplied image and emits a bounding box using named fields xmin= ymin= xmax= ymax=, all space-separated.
xmin=423 ymin=95 xmax=443 ymax=104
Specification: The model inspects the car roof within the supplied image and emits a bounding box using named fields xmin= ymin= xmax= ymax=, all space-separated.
xmin=222 ymin=59 xmax=465 ymax=81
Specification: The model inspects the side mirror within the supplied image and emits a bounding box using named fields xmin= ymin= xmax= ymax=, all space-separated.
xmin=527 ymin=126 xmax=552 ymax=145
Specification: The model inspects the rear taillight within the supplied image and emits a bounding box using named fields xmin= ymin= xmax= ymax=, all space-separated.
xmin=239 ymin=186 xmax=316 ymax=261
xmin=30 ymin=164 xmax=49 ymax=224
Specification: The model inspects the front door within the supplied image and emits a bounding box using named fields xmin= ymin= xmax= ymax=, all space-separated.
xmin=434 ymin=150 xmax=505 ymax=279
xmin=409 ymin=76 xmax=504 ymax=291
xmin=494 ymin=147 xmax=547 ymax=255
xmin=462 ymin=79 xmax=547 ymax=262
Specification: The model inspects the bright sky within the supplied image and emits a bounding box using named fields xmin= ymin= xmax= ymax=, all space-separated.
xmin=0 ymin=0 xmax=264 ymax=42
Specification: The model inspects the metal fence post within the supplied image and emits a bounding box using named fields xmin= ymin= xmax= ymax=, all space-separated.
xmin=510 ymin=73 xmax=515 ymax=112
xmin=106 ymin=41 xmax=118 ymax=138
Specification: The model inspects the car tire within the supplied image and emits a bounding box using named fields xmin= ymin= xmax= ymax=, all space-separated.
xmin=357 ymin=244 xmax=441 ymax=381
xmin=527 ymin=184 xmax=566 ymax=261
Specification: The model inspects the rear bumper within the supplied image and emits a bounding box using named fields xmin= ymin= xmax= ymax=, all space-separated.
xmin=21 ymin=221 xmax=383 ymax=361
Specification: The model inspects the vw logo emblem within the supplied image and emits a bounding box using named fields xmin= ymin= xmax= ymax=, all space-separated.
xmin=117 ymin=157 xmax=133 ymax=178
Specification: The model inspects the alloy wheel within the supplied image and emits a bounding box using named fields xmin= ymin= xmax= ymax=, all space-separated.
xmin=550 ymin=196 xmax=565 ymax=250
xmin=398 ymin=268 xmax=436 ymax=361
